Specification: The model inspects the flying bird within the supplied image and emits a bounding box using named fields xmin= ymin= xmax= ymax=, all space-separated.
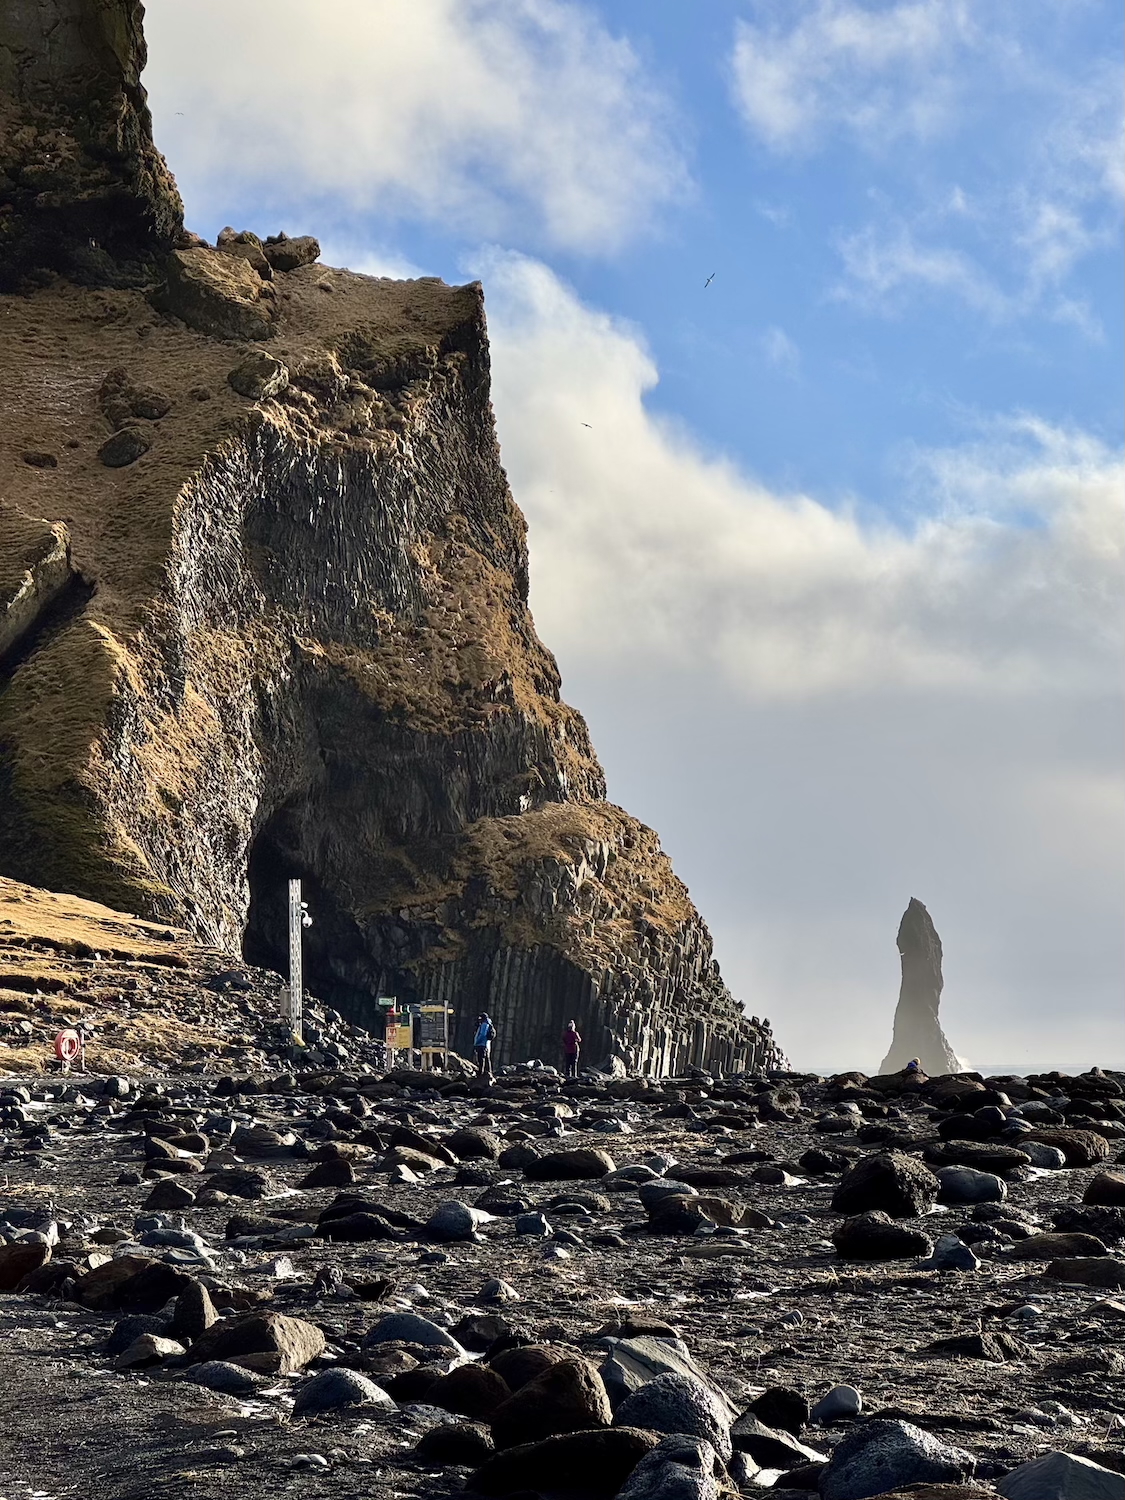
xmin=704 ymin=272 xmax=716 ymax=288
xmin=580 ymin=422 xmax=592 ymax=428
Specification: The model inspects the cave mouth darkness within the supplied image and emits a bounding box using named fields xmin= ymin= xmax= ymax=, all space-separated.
xmin=242 ymin=803 xmax=418 ymax=1037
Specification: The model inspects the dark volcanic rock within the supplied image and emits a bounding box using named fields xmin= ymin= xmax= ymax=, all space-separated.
xmin=490 ymin=1356 xmax=612 ymax=1448
xmin=168 ymin=1281 xmax=217 ymax=1342
xmin=97 ymin=427 xmax=152 ymax=467
xmin=924 ymin=1141 xmax=1032 ymax=1173
xmin=820 ymin=1418 xmax=975 ymax=1500
xmin=77 ymin=1255 xmax=190 ymax=1312
xmin=1007 ymin=1231 xmax=1108 ymax=1260
xmin=1046 ymin=1257 xmax=1125 ymax=1289
xmin=298 ymin=1157 xmax=355 ymax=1189
xmin=204 ymin=1168 xmax=275 ymax=1199
xmin=832 ymin=1212 xmax=934 ymax=1261
xmin=1084 ymin=1170 xmax=1125 ymax=1205
xmin=446 ymin=1126 xmax=501 ymax=1160
xmin=1023 ymin=1129 xmax=1110 ymax=1166
xmin=1052 ymin=1204 xmax=1125 ymax=1242
xmin=936 ymin=1166 xmax=1006 ymax=1205
xmin=292 ymin=1366 xmax=394 ymax=1415
xmin=365 ymin=1312 xmax=462 ymax=1351
xmin=997 ymin=1450 xmax=1125 ymax=1500
xmin=426 ymin=1363 xmax=512 ymax=1421
xmin=319 ymin=1211 xmax=395 ymax=1242
xmin=182 ymin=1361 xmax=268 ymax=1396
xmin=105 ymin=1313 xmax=166 ymax=1356
xmin=0 ymin=1242 xmax=51 ymax=1290
xmin=747 ymin=1386 xmax=811 ymax=1436
xmin=182 ymin=1312 xmax=325 ymax=1374
xmin=879 ymin=898 xmax=959 ymax=1075
xmin=467 ymin=1427 xmax=659 ymax=1498
xmin=920 ymin=1331 xmax=1031 ymax=1361
xmin=524 ymin=1148 xmax=616 ymax=1181
xmin=415 ymin=1422 xmax=494 ymax=1466
xmin=156 ymin=248 xmax=279 ymax=342
xmin=831 ymin=1151 xmax=939 ymax=1218
xmin=262 ymin=233 xmax=321 ymax=272
xmin=227 ymin=352 xmax=289 ymax=401
xmin=730 ymin=1412 xmax=827 ymax=1469
xmin=488 ymin=1344 xmax=568 ymax=1392
xmin=613 ymin=1372 xmax=733 ymax=1462
xmin=616 ymin=1436 xmax=721 ymax=1500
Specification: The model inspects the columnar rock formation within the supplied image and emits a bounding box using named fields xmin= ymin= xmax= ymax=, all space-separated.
xmin=0 ymin=2 xmax=780 ymax=1074
xmin=879 ymin=898 xmax=960 ymax=1075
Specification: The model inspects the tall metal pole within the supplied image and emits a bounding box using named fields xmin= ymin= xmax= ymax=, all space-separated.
xmin=287 ymin=878 xmax=303 ymax=1042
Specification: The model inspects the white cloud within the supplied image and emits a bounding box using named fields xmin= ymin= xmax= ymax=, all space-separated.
xmin=144 ymin=0 xmax=687 ymax=254
xmin=731 ymin=3 xmax=1124 ymax=323
xmin=481 ymin=252 xmax=1123 ymax=699
xmin=760 ymin=325 xmax=800 ymax=374
xmin=834 ymin=222 xmax=1006 ymax=317
xmin=480 ymin=254 xmax=1125 ymax=1067
xmin=730 ymin=0 xmax=974 ymax=154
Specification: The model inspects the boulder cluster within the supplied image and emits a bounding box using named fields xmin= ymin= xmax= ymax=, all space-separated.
xmin=0 ymin=1045 xmax=1122 ymax=1498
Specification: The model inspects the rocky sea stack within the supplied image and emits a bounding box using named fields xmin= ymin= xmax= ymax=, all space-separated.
xmin=0 ymin=1 xmax=777 ymax=1073
xmin=880 ymin=898 xmax=959 ymax=1077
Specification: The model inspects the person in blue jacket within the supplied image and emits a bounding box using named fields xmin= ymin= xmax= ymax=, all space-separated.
xmin=474 ymin=1013 xmax=496 ymax=1079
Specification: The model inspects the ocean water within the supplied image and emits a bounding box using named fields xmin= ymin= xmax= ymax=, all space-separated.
xmin=803 ymin=1061 xmax=1107 ymax=1079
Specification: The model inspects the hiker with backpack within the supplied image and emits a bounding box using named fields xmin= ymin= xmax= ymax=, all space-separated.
xmin=474 ymin=1013 xmax=496 ymax=1079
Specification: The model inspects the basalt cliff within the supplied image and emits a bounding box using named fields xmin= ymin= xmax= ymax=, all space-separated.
xmin=0 ymin=0 xmax=779 ymax=1074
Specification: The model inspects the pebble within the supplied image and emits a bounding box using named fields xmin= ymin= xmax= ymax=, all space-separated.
xmin=997 ymin=1449 xmax=1125 ymax=1499
xmin=479 ymin=1278 xmax=520 ymax=1302
xmin=364 ymin=1313 xmax=463 ymax=1351
xmin=616 ymin=1435 xmax=719 ymax=1499
xmin=811 ymin=1384 xmax=863 ymax=1422
xmin=514 ymin=1211 xmax=553 ymax=1236
xmin=292 ymin=1366 xmax=396 ymax=1416
xmin=936 ymin=1165 xmax=1007 ymax=1204
xmin=614 ymin=1371 xmax=733 ymax=1462
xmin=919 ymin=1233 xmax=981 ymax=1271
xmin=424 ymin=1200 xmax=491 ymax=1242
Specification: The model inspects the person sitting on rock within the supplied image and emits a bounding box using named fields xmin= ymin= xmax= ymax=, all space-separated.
xmin=473 ymin=1014 xmax=496 ymax=1079
xmin=905 ymin=1057 xmax=922 ymax=1073
xmin=562 ymin=1020 xmax=582 ymax=1078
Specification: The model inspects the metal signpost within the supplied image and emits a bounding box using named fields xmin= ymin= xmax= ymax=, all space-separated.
xmin=286 ymin=878 xmax=307 ymax=1042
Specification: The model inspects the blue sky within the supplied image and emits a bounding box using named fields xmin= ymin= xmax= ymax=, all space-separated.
xmin=143 ymin=0 xmax=1124 ymax=1069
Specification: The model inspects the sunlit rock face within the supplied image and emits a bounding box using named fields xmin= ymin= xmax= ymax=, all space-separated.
xmin=880 ymin=898 xmax=960 ymax=1076
xmin=0 ymin=2 xmax=780 ymax=1075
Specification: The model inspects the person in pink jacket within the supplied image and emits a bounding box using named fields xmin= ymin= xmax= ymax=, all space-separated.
xmin=562 ymin=1020 xmax=582 ymax=1078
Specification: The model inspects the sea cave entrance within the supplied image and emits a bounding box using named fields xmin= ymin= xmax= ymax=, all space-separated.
xmin=241 ymin=801 xmax=410 ymax=1031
